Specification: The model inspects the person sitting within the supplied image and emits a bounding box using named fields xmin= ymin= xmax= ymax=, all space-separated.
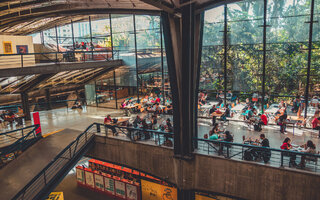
xmin=212 ymin=123 xmax=223 ymax=134
xmin=104 ymin=115 xmax=112 ymax=124
xmin=280 ymin=137 xmax=297 ymax=167
xmin=208 ymin=130 xmax=219 ymax=140
xmin=104 ymin=115 xmax=117 ymax=135
xmin=151 ymin=115 xmax=158 ymax=130
xmin=292 ymin=96 xmax=301 ymax=113
xmin=312 ymin=116 xmax=320 ymax=138
xmin=209 ymin=105 xmax=217 ymax=115
xmin=133 ymin=115 xmax=142 ymax=128
xmin=221 ymin=104 xmax=231 ymax=121
xmin=256 ymin=134 xmax=271 ymax=163
xmin=165 ymin=118 xmax=173 ymax=132
xmin=298 ymin=140 xmax=317 ymax=169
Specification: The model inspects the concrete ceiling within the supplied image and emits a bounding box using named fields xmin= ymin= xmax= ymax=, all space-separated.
xmin=0 ymin=0 xmax=232 ymax=35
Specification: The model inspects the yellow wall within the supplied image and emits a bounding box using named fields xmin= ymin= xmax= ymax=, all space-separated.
xmin=0 ymin=35 xmax=35 ymax=68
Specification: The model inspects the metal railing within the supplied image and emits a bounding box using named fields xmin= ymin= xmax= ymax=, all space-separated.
xmin=12 ymin=123 xmax=97 ymax=200
xmin=194 ymin=138 xmax=320 ymax=173
xmin=0 ymin=50 xmax=120 ymax=68
xmin=0 ymin=125 xmax=40 ymax=167
xmin=100 ymin=123 xmax=174 ymax=147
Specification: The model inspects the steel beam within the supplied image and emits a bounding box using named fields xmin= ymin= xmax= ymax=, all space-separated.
xmin=0 ymin=60 xmax=123 ymax=78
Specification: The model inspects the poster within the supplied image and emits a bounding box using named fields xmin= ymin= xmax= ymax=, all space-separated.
xmin=115 ymin=180 xmax=126 ymax=198
xmin=104 ymin=177 xmax=115 ymax=195
xmin=16 ymin=45 xmax=28 ymax=54
xmin=126 ymin=183 xmax=138 ymax=200
xmin=94 ymin=174 xmax=104 ymax=191
xmin=195 ymin=194 xmax=235 ymax=200
xmin=85 ymin=171 xmax=95 ymax=188
xmin=3 ymin=41 xmax=12 ymax=54
xmin=141 ymin=179 xmax=177 ymax=200
xmin=76 ymin=168 xmax=85 ymax=184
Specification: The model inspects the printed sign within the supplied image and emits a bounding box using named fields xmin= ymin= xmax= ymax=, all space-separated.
xmin=195 ymin=194 xmax=235 ymax=200
xmin=94 ymin=174 xmax=104 ymax=191
xmin=141 ymin=179 xmax=177 ymax=200
xmin=104 ymin=177 xmax=115 ymax=195
xmin=85 ymin=171 xmax=95 ymax=188
xmin=76 ymin=168 xmax=85 ymax=184
xmin=115 ymin=180 xmax=126 ymax=198
xmin=126 ymin=183 xmax=138 ymax=200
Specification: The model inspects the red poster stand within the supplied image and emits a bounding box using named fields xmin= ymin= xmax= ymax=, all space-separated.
xmin=32 ymin=112 xmax=42 ymax=135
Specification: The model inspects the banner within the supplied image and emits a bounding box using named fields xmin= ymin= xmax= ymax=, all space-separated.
xmin=94 ymin=174 xmax=104 ymax=191
xmin=32 ymin=112 xmax=42 ymax=135
xmin=104 ymin=177 xmax=115 ymax=195
xmin=126 ymin=183 xmax=138 ymax=200
xmin=76 ymin=168 xmax=85 ymax=184
xmin=141 ymin=180 xmax=177 ymax=200
xmin=85 ymin=171 xmax=95 ymax=188
xmin=115 ymin=180 xmax=126 ymax=198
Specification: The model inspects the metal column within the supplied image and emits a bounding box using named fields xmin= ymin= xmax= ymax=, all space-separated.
xmin=55 ymin=25 xmax=59 ymax=62
xmin=261 ymin=0 xmax=268 ymax=113
xmin=133 ymin=14 xmax=140 ymax=101
xmin=113 ymin=70 xmax=118 ymax=109
xmin=71 ymin=19 xmax=75 ymax=50
xmin=304 ymin=0 xmax=315 ymax=118
xmin=223 ymin=4 xmax=228 ymax=107
xmin=89 ymin=16 xmax=94 ymax=60
xmin=45 ymin=88 xmax=51 ymax=110
xmin=109 ymin=14 xmax=114 ymax=60
xmin=160 ymin=18 xmax=165 ymax=104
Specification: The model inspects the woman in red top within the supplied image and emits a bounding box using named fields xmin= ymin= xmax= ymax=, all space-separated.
xmin=312 ymin=117 xmax=320 ymax=137
xmin=104 ymin=115 xmax=112 ymax=124
xmin=280 ymin=137 xmax=297 ymax=167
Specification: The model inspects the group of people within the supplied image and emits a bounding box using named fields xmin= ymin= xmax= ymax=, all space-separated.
xmin=74 ymin=41 xmax=94 ymax=51
xmin=120 ymin=94 xmax=173 ymax=115
xmin=280 ymin=137 xmax=317 ymax=169
xmin=0 ymin=108 xmax=24 ymax=128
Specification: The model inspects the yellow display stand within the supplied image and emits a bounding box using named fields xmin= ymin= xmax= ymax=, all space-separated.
xmin=141 ymin=180 xmax=177 ymax=200
xmin=46 ymin=192 xmax=64 ymax=200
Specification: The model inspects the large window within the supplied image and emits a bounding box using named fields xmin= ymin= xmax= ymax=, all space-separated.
xmin=200 ymin=0 xmax=318 ymax=116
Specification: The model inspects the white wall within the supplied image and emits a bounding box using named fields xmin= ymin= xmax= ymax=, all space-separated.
xmin=0 ymin=35 xmax=35 ymax=68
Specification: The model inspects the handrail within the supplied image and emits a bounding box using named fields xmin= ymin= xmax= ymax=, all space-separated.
xmin=12 ymin=123 xmax=97 ymax=200
xmin=195 ymin=137 xmax=320 ymax=158
xmin=0 ymin=50 xmax=116 ymax=57
xmin=0 ymin=124 xmax=38 ymax=136
xmin=194 ymin=137 xmax=320 ymax=172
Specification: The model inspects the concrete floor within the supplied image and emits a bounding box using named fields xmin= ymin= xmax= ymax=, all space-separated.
xmin=2 ymin=105 xmax=319 ymax=149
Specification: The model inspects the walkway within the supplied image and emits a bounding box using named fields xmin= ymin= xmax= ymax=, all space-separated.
xmin=0 ymin=128 xmax=82 ymax=200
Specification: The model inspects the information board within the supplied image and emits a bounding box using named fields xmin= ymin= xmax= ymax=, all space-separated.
xmin=76 ymin=168 xmax=85 ymax=184
xmin=94 ymin=174 xmax=104 ymax=191
xmin=85 ymin=171 xmax=95 ymax=188
xmin=141 ymin=179 xmax=177 ymax=200
xmin=115 ymin=180 xmax=126 ymax=198
xmin=104 ymin=177 xmax=115 ymax=195
xmin=126 ymin=183 xmax=138 ymax=200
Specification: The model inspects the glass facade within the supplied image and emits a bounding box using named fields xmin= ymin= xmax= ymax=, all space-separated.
xmin=200 ymin=0 xmax=319 ymax=116
xmin=32 ymin=14 xmax=170 ymax=109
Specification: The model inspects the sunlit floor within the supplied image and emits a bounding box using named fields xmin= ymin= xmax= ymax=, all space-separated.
xmin=1 ymin=105 xmax=319 ymax=149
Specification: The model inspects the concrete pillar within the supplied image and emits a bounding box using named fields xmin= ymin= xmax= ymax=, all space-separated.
xmin=45 ymin=88 xmax=51 ymax=110
xmin=21 ymin=91 xmax=31 ymax=120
